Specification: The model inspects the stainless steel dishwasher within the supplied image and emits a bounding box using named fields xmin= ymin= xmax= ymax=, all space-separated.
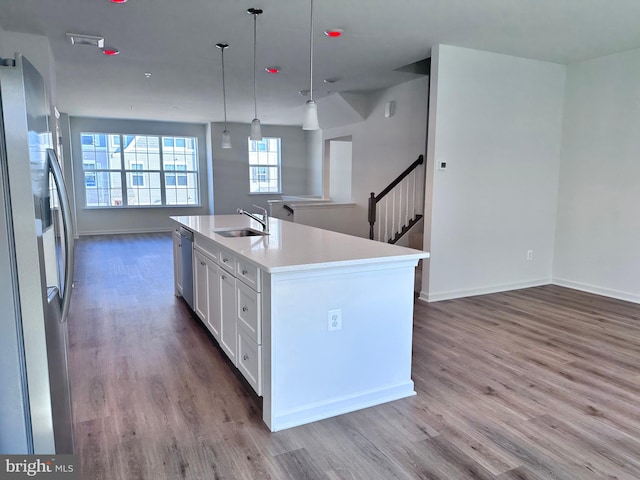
xmin=179 ymin=227 xmax=194 ymax=309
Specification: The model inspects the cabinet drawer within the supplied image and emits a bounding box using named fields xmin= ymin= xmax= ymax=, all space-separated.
xmin=194 ymin=236 xmax=219 ymax=263
xmin=237 ymin=328 xmax=262 ymax=396
xmin=236 ymin=259 xmax=261 ymax=291
xmin=218 ymin=247 xmax=236 ymax=274
xmin=237 ymin=281 xmax=261 ymax=344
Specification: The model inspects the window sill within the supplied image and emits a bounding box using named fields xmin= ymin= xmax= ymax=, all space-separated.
xmin=248 ymin=192 xmax=282 ymax=195
xmin=83 ymin=204 xmax=202 ymax=210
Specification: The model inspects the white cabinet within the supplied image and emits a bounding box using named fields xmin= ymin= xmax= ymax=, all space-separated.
xmin=237 ymin=327 xmax=262 ymax=394
xmin=194 ymin=248 xmax=209 ymax=321
xmin=237 ymin=281 xmax=261 ymax=343
xmin=175 ymin=232 xmax=263 ymax=395
xmin=193 ymin=248 xmax=223 ymax=341
xmin=219 ymin=269 xmax=237 ymax=364
xmin=173 ymin=229 xmax=183 ymax=296
xmin=206 ymin=265 xmax=221 ymax=341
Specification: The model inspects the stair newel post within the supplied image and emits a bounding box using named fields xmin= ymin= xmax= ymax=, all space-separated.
xmin=368 ymin=192 xmax=376 ymax=240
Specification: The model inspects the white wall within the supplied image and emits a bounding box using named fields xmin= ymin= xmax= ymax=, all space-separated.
xmin=322 ymin=76 xmax=430 ymax=238
xmin=329 ymin=139 xmax=353 ymax=203
xmin=305 ymin=130 xmax=323 ymax=196
xmin=68 ymin=117 xmax=209 ymax=235
xmin=421 ymin=45 xmax=566 ymax=302
xmin=553 ymin=48 xmax=640 ymax=303
xmin=211 ymin=122 xmax=309 ymax=214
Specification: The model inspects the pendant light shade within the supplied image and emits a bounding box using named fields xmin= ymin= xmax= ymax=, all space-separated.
xmin=303 ymin=0 xmax=320 ymax=130
xmin=248 ymin=8 xmax=263 ymax=140
xmin=221 ymin=129 xmax=232 ymax=149
xmin=303 ymin=100 xmax=319 ymax=130
xmin=250 ymin=118 xmax=262 ymax=140
xmin=216 ymin=43 xmax=232 ymax=149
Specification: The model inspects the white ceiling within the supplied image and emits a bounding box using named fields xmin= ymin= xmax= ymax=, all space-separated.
xmin=2 ymin=0 xmax=640 ymax=125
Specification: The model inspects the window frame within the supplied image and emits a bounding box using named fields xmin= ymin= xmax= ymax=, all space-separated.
xmin=80 ymin=132 xmax=200 ymax=208
xmin=248 ymin=137 xmax=282 ymax=194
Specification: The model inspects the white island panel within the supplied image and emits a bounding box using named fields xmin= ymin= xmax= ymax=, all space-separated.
xmin=263 ymin=262 xmax=416 ymax=431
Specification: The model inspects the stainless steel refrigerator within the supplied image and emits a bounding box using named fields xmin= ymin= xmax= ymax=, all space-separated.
xmin=0 ymin=54 xmax=75 ymax=454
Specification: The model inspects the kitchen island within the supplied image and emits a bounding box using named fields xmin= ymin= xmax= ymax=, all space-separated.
xmin=171 ymin=214 xmax=429 ymax=432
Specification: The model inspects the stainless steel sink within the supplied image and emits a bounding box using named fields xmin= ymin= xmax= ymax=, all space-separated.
xmin=216 ymin=228 xmax=269 ymax=238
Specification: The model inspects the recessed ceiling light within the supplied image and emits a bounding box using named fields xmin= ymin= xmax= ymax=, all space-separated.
xmin=265 ymin=66 xmax=280 ymax=74
xmin=102 ymin=48 xmax=120 ymax=56
xmin=324 ymin=29 xmax=343 ymax=38
xmin=323 ymin=78 xmax=339 ymax=84
xmin=144 ymin=72 xmax=151 ymax=78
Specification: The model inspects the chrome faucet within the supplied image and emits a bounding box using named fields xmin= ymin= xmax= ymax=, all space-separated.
xmin=237 ymin=205 xmax=269 ymax=233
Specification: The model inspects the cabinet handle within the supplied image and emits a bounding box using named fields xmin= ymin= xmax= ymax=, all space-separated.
xmin=243 ymin=354 xmax=249 ymax=361
xmin=241 ymin=269 xmax=248 ymax=275
xmin=242 ymin=306 xmax=248 ymax=312
xmin=222 ymin=275 xmax=226 ymax=280
xmin=200 ymin=261 xmax=205 ymax=266
xmin=223 ymin=258 xmax=228 ymax=263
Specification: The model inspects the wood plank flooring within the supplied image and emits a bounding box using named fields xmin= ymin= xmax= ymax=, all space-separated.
xmin=68 ymin=233 xmax=640 ymax=480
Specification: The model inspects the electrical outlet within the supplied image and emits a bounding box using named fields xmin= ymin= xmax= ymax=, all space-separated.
xmin=527 ymin=250 xmax=533 ymax=261
xmin=328 ymin=309 xmax=342 ymax=331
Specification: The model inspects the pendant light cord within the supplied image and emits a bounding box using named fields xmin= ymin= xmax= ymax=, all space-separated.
xmin=222 ymin=47 xmax=228 ymax=130
xmin=309 ymin=0 xmax=314 ymax=102
xmin=253 ymin=12 xmax=258 ymax=119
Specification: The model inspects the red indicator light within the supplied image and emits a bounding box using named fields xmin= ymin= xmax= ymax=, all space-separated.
xmin=110 ymin=0 xmax=128 ymax=3
xmin=324 ymin=29 xmax=343 ymax=38
xmin=265 ymin=67 xmax=280 ymax=74
xmin=102 ymin=48 xmax=120 ymax=56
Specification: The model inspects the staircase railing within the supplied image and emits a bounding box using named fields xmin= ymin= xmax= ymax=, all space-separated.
xmin=368 ymin=155 xmax=425 ymax=243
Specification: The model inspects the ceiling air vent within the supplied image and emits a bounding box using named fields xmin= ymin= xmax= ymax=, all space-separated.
xmin=65 ymin=33 xmax=105 ymax=48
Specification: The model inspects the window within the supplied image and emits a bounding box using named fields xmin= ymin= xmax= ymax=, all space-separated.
xmin=248 ymin=137 xmax=281 ymax=193
xmin=80 ymin=132 xmax=199 ymax=207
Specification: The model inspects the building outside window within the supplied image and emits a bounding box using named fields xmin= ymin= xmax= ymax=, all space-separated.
xmin=248 ymin=137 xmax=281 ymax=193
xmin=80 ymin=133 xmax=199 ymax=207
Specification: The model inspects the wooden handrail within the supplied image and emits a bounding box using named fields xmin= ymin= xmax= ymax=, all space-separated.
xmin=368 ymin=155 xmax=424 ymax=240
xmin=373 ymin=155 xmax=423 ymax=203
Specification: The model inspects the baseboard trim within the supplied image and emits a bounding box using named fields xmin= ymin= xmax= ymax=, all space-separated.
xmin=78 ymin=228 xmax=173 ymax=236
xmin=552 ymin=278 xmax=640 ymax=305
xmin=419 ymin=278 xmax=552 ymax=303
xmin=269 ymin=381 xmax=416 ymax=432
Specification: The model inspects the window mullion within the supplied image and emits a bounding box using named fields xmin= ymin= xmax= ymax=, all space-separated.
xmin=159 ymin=136 xmax=167 ymax=206
xmin=119 ymin=134 xmax=128 ymax=206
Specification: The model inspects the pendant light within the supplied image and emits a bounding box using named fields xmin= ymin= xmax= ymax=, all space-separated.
xmin=248 ymin=8 xmax=263 ymax=140
xmin=216 ymin=43 xmax=232 ymax=149
xmin=302 ymin=0 xmax=320 ymax=130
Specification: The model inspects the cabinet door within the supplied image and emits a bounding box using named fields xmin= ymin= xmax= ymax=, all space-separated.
xmin=219 ymin=270 xmax=237 ymax=364
xmin=173 ymin=231 xmax=183 ymax=296
xmin=194 ymin=249 xmax=209 ymax=322
xmin=237 ymin=327 xmax=262 ymax=395
xmin=207 ymin=264 xmax=221 ymax=340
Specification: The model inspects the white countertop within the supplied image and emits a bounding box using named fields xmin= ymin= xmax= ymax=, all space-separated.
xmin=171 ymin=215 xmax=429 ymax=273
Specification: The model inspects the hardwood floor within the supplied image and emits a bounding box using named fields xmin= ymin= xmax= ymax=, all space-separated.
xmin=68 ymin=233 xmax=640 ymax=480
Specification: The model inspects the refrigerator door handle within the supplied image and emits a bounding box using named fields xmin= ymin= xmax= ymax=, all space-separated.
xmin=47 ymin=148 xmax=75 ymax=324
